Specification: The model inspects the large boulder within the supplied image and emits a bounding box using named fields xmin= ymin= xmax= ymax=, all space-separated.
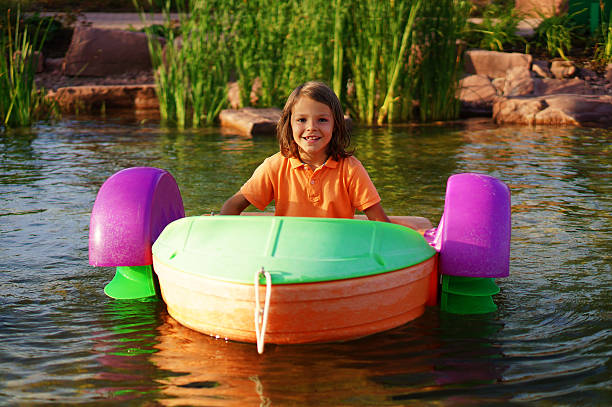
xmin=493 ymin=94 xmax=612 ymax=126
xmin=503 ymin=66 xmax=535 ymax=96
xmin=533 ymin=78 xmax=593 ymax=96
xmin=63 ymin=26 xmax=163 ymax=77
xmin=49 ymin=85 xmax=159 ymax=112
xmin=458 ymin=74 xmax=498 ymax=116
xmin=515 ymin=0 xmax=567 ymax=17
xmin=464 ymin=50 xmax=532 ymax=78
xmin=550 ymin=60 xmax=577 ymax=79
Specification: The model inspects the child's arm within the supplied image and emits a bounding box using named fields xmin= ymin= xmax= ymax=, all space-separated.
xmin=363 ymin=202 xmax=391 ymax=223
xmin=220 ymin=192 xmax=251 ymax=215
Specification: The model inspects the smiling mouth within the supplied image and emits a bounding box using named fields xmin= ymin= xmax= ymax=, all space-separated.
xmin=303 ymin=135 xmax=321 ymax=141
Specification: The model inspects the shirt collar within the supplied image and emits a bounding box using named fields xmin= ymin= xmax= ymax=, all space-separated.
xmin=289 ymin=156 xmax=339 ymax=170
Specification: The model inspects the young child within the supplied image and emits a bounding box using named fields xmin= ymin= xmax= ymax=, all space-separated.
xmin=220 ymin=81 xmax=390 ymax=222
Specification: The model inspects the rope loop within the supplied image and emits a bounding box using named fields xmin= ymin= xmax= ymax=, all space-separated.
xmin=254 ymin=267 xmax=272 ymax=354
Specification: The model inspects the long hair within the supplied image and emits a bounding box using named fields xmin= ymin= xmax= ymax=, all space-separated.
xmin=277 ymin=81 xmax=352 ymax=161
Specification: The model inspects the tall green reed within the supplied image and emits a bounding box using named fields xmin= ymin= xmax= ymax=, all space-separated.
xmin=141 ymin=0 xmax=471 ymax=126
xmin=0 ymin=9 xmax=54 ymax=128
xmin=141 ymin=0 xmax=231 ymax=128
xmin=595 ymin=10 xmax=612 ymax=64
xmin=345 ymin=0 xmax=429 ymax=125
xmin=231 ymin=0 xmax=291 ymax=108
xmin=279 ymin=0 xmax=339 ymax=100
xmin=414 ymin=0 xmax=470 ymax=122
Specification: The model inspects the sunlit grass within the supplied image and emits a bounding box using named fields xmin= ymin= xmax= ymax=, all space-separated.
xmin=0 ymin=8 xmax=55 ymax=128
xmin=141 ymin=0 xmax=231 ymax=129
xmin=139 ymin=0 xmax=471 ymax=127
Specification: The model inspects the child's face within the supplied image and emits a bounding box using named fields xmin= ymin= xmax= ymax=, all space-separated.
xmin=290 ymin=96 xmax=334 ymax=165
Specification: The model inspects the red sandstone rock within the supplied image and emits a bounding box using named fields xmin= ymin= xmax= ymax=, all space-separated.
xmin=464 ymin=50 xmax=532 ymax=78
xmin=459 ymin=75 xmax=498 ymax=101
xmin=48 ymin=84 xmax=159 ymax=112
xmin=503 ymin=66 xmax=534 ymax=96
xmin=515 ymin=0 xmax=567 ymax=17
xmin=533 ymin=78 xmax=592 ymax=96
xmin=63 ymin=26 xmax=163 ymax=77
xmin=458 ymin=74 xmax=498 ymax=116
xmin=550 ymin=60 xmax=577 ymax=79
xmin=493 ymin=94 xmax=612 ymax=126
xmin=606 ymin=64 xmax=612 ymax=83
xmin=219 ymin=108 xmax=282 ymax=136
xmin=492 ymin=97 xmax=545 ymax=125
xmin=532 ymin=59 xmax=553 ymax=78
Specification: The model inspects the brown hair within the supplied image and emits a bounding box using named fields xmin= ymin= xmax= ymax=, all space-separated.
xmin=277 ymin=81 xmax=352 ymax=161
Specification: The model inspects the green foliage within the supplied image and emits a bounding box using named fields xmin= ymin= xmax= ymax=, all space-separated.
xmin=0 ymin=8 xmax=56 ymax=128
xmin=415 ymin=0 xmax=471 ymax=122
xmin=141 ymin=0 xmax=231 ymax=129
xmin=533 ymin=10 xmax=585 ymax=59
xmin=464 ymin=3 xmax=525 ymax=51
xmin=139 ymin=0 xmax=471 ymax=127
xmin=231 ymin=0 xmax=292 ymax=108
xmin=345 ymin=0 xmax=422 ymax=125
xmin=594 ymin=10 xmax=612 ymax=64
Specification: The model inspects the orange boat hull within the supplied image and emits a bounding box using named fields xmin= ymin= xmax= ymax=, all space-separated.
xmin=153 ymin=255 xmax=438 ymax=344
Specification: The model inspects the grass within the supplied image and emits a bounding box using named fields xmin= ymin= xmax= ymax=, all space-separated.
xmin=464 ymin=3 xmax=525 ymax=52
xmin=0 ymin=8 xmax=55 ymax=128
xmin=533 ymin=10 xmax=585 ymax=60
xmin=141 ymin=0 xmax=230 ymax=129
xmin=415 ymin=0 xmax=471 ymax=122
xmin=594 ymin=10 xmax=612 ymax=65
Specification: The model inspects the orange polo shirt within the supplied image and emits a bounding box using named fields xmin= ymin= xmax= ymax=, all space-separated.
xmin=240 ymin=152 xmax=381 ymax=218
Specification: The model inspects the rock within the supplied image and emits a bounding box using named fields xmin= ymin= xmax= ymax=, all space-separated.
xmin=492 ymin=78 xmax=505 ymax=94
xmin=493 ymin=94 xmax=612 ymax=126
xmin=464 ymin=50 xmax=532 ymax=78
xmin=63 ymin=26 xmax=163 ymax=77
xmin=550 ymin=60 xmax=576 ymax=79
xmin=226 ymin=79 xmax=264 ymax=109
xmin=532 ymin=60 xmax=552 ymax=78
xmin=503 ymin=66 xmax=534 ymax=96
xmin=49 ymin=84 xmax=159 ymax=112
xmin=579 ymin=67 xmax=598 ymax=81
xmin=458 ymin=74 xmax=498 ymax=115
xmin=219 ymin=108 xmax=282 ymax=136
xmin=606 ymin=63 xmax=612 ymax=83
xmin=533 ymin=78 xmax=592 ymax=96
xmin=492 ymin=97 xmax=546 ymax=125
xmin=227 ymin=82 xmax=241 ymax=109
xmin=45 ymin=57 xmax=63 ymax=73
xmin=515 ymin=0 xmax=567 ymax=17
xmin=543 ymin=95 xmax=612 ymax=124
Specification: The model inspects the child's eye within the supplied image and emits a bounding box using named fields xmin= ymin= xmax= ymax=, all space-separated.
xmin=319 ymin=118 xmax=328 ymax=123
xmin=296 ymin=118 xmax=306 ymax=123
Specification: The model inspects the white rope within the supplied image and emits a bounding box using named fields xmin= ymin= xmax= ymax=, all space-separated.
xmin=254 ymin=267 xmax=272 ymax=354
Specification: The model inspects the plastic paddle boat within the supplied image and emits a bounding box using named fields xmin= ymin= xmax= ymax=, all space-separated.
xmin=89 ymin=168 xmax=510 ymax=353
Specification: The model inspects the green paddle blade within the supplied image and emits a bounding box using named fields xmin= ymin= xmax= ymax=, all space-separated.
xmin=440 ymin=291 xmax=498 ymax=314
xmin=104 ymin=265 xmax=157 ymax=299
xmin=442 ymin=275 xmax=500 ymax=296
xmin=440 ymin=275 xmax=499 ymax=314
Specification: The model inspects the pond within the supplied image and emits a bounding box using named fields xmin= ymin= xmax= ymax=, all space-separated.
xmin=1 ymin=116 xmax=610 ymax=405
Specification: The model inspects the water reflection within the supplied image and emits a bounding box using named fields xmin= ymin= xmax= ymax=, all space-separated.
xmin=147 ymin=308 xmax=513 ymax=406
xmin=0 ymin=119 xmax=610 ymax=405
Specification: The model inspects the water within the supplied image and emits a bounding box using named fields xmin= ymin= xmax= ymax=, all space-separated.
xmin=1 ymin=116 xmax=610 ymax=406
